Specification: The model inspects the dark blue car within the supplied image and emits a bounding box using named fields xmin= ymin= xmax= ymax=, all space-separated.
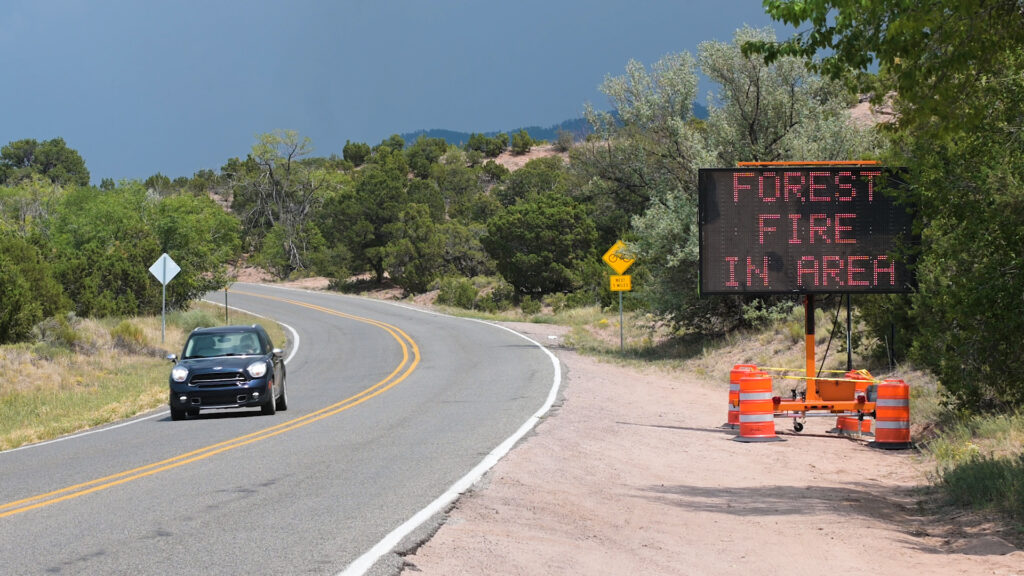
xmin=167 ymin=325 xmax=287 ymax=420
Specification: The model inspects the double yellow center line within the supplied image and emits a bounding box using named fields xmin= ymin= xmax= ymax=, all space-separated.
xmin=1 ymin=292 xmax=419 ymax=519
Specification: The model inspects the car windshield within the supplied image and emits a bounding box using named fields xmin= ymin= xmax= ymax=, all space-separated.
xmin=183 ymin=332 xmax=261 ymax=359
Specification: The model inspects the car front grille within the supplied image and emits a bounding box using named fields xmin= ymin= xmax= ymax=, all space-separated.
xmin=189 ymin=372 xmax=247 ymax=387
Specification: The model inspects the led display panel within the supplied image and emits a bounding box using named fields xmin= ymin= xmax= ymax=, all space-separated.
xmin=699 ymin=167 xmax=916 ymax=294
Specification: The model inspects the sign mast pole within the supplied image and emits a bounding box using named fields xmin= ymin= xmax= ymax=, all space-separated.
xmin=149 ymin=253 xmax=180 ymax=345
xmin=602 ymin=240 xmax=635 ymax=354
xmin=162 ymin=257 xmax=167 ymax=342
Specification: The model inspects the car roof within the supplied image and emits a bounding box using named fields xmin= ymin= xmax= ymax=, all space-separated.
xmin=190 ymin=325 xmax=265 ymax=335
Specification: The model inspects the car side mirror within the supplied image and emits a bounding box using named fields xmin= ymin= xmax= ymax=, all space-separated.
xmin=166 ymin=353 xmax=178 ymax=362
xmin=272 ymin=348 xmax=283 ymax=359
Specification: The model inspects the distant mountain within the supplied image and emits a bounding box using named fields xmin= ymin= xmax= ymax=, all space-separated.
xmin=399 ymin=103 xmax=709 ymax=147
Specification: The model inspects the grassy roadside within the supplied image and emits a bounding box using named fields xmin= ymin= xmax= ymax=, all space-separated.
xmin=0 ymin=302 xmax=286 ymax=451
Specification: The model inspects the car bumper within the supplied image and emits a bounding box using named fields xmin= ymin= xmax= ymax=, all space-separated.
xmin=169 ymin=380 xmax=272 ymax=410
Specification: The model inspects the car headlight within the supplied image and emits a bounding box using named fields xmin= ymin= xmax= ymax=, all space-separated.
xmin=247 ymin=360 xmax=268 ymax=378
xmin=171 ymin=366 xmax=189 ymax=383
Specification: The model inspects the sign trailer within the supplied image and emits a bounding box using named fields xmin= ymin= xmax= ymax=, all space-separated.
xmin=698 ymin=163 xmax=918 ymax=443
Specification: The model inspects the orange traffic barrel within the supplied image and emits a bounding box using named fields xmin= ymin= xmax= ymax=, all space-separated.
xmin=723 ymin=364 xmax=758 ymax=429
xmin=835 ymin=370 xmax=873 ymax=436
xmin=733 ymin=373 xmax=784 ymax=443
xmin=837 ymin=413 xmax=872 ymax=435
xmin=870 ymin=379 xmax=911 ymax=450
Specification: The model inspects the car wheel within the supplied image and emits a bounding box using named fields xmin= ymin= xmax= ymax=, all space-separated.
xmin=170 ymin=406 xmax=186 ymax=421
xmin=261 ymin=382 xmax=277 ymax=415
xmin=275 ymin=376 xmax=288 ymax=411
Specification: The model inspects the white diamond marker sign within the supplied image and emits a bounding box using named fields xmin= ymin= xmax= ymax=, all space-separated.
xmin=149 ymin=253 xmax=180 ymax=286
xmin=149 ymin=253 xmax=180 ymax=342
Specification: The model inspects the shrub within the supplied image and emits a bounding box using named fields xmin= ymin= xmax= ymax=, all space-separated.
xmin=511 ymin=130 xmax=534 ymax=155
xmin=543 ymin=293 xmax=568 ymax=313
xmin=30 ymin=314 xmax=82 ymax=351
xmin=436 ymin=276 xmax=478 ymax=309
xmin=111 ymin=319 xmax=148 ymax=353
xmin=482 ymin=192 xmax=598 ymax=295
xmin=520 ymin=296 xmax=541 ymax=315
xmin=554 ymin=129 xmax=574 ymax=152
xmin=487 ymin=279 xmax=515 ymax=311
xmin=481 ymin=160 xmax=510 ymax=183
xmin=169 ymin=309 xmax=218 ymax=334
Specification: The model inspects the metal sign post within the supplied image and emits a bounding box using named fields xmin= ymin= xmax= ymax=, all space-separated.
xmin=603 ymin=241 xmax=635 ymax=353
xmin=148 ymin=253 xmax=181 ymax=343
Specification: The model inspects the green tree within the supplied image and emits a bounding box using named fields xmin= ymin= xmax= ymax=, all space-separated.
xmin=231 ymin=131 xmax=333 ymax=277
xmin=405 ymin=136 xmax=449 ymax=179
xmin=144 ymin=172 xmax=174 ymax=196
xmin=482 ymin=192 xmax=597 ymax=295
xmin=152 ymin=193 xmax=242 ymax=303
xmin=755 ymin=0 xmax=1024 ymax=410
xmin=0 ymin=138 xmax=90 ymax=187
xmin=0 ymin=174 xmax=62 ymax=237
xmin=332 ymin=148 xmax=410 ymax=282
xmin=497 ymin=156 xmax=569 ymax=207
xmin=0 ymin=232 xmax=69 ymax=343
xmin=701 ymin=27 xmax=867 ymax=165
xmin=384 ymin=204 xmax=445 ymax=293
xmin=578 ymin=30 xmax=871 ymax=332
xmin=573 ymin=52 xmax=707 ymax=249
xmin=374 ymin=134 xmax=406 ymax=155
xmin=510 ymin=129 xmax=534 ymax=155
xmin=49 ymin=185 xmax=161 ymax=317
xmin=438 ymin=221 xmax=495 ymax=278
xmin=343 ymin=140 xmax=371 ymax=166
xmin=466 ymin=133 xmax=508 ymax=158
xmin=429 ymin=160 xmax=485 ymax=222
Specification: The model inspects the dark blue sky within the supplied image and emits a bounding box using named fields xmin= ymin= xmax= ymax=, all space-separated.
xmin=1 ymin=1 xmax=782 ymax=183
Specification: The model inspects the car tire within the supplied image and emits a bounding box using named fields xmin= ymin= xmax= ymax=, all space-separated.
xmin=275 ymin=377 xmax=288 ymax=411
xmin=170 ymin=406 xmax=186 ymax=421
xmin=261 ymin=382 xmax=277 ymax=416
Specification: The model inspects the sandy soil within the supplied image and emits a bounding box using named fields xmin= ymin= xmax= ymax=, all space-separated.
xmin=399 ymin=321 xmax=1024 ymax=576
xmin=492 ymin=144 xmax=569 ymax=172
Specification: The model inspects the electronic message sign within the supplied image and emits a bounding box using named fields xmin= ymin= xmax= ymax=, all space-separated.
xmin=699 ymin=167 xmax=916 ymax=294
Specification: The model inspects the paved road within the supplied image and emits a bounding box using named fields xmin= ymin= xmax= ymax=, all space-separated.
xmin=0 ymin=284 xmax=559 ymax=575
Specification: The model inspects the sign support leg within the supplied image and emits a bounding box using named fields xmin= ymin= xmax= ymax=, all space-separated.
xmin=805 ymin=294 xmax=820 ymax=402
xmin=619 ymin=291 xmax=624 ymax=353
xmin=846 ymin=294 xmax=853 ymax=371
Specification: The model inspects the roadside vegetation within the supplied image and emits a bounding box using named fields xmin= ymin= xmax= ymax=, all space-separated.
xmin=0 ymin=303 xmax=283 ymax=451
xmin=1 ymin=0 xmax=1021 ymax=539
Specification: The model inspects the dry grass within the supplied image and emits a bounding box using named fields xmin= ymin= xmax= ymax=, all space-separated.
xmin=0 ymin=303 xmax=284 ymax=451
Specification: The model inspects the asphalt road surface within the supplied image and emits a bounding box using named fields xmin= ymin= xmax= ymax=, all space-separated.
xmin=0 ymin=284 xmax=559 ymax=575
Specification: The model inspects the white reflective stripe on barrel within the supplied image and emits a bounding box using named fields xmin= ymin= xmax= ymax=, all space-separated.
xmin=739 ymin=392 xmax=773 ymax=401
xmin=872 ymin=416 xmax=913 ymax=426
xmin=876 ymin=399 xmax=909 ymax=407
xmin=730 ymin=383 xmax=740 ymax=391
xmin=739 ymin=413 xmax=774 ymax=423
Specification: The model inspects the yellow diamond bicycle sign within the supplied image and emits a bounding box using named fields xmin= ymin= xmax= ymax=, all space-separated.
xmin=602 ymin=240 xmax=635 ymax=275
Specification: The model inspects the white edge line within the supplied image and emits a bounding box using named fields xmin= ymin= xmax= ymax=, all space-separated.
xmin=0 ymin=301 xmax=299 ymax=456
xmin=336 ymin=317 xmax=562 ymax=576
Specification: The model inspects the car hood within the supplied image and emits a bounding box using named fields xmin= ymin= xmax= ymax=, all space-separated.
xmin=179 ymin=355 xmax=263 ymax=372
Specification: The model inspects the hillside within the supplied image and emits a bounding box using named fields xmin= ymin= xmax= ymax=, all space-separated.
xmin=399 ymin=103 xmax=711 ymax=146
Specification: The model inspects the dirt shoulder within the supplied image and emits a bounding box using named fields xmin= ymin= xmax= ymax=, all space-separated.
xmin=398 ymin=321 xmax=1024 ymax=575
